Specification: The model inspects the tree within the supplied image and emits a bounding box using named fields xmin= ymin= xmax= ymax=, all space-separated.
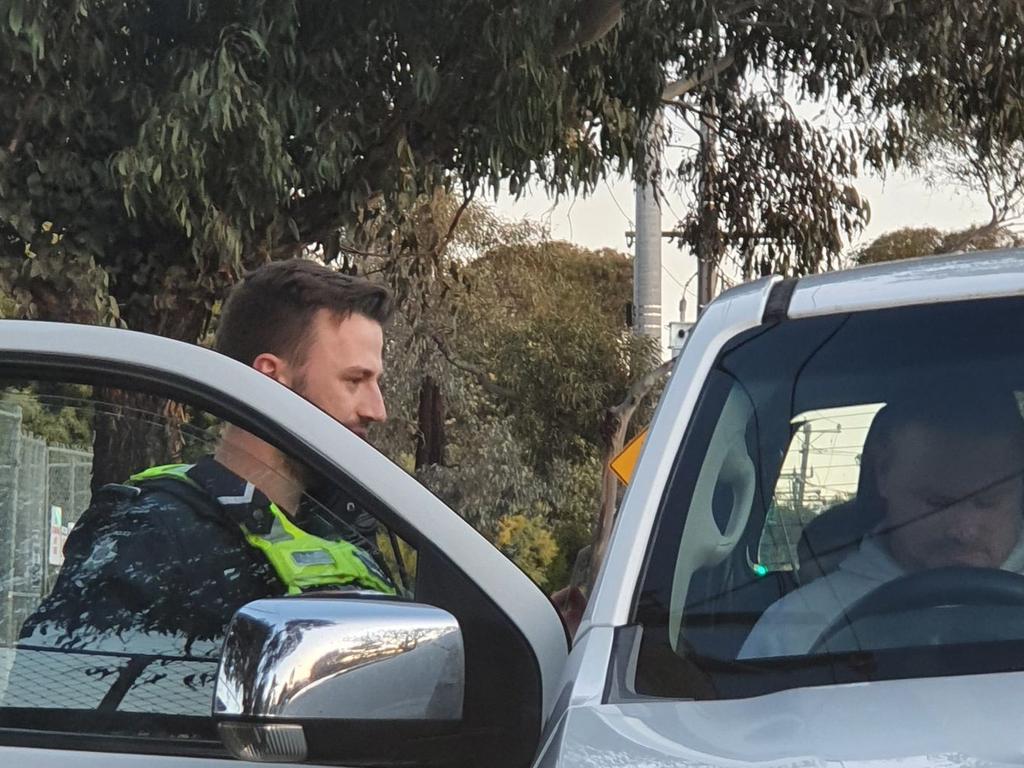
xmin=453 ymin=241 xmax=660 ymax=587
xmin=907 ymin=113 xmax=1024 ymax=252
xmin=456 ymin=241 xmax=658 ymax=466
xmin=362 ymin=192 xmax=547 ymax=478
xmin=855 ymin=225 xmax=1024 ymax=265
xmin=5 ymin=2 xmax=1024 ymax=325
xmin=492 ymin=514 xmax=560 ymax=586
xmin=3 ymin=384 xmax=92 ymax=449
xmin=5 ymin=1 xmax=1024 ymax=482
xmin=369 ymin=211 xmax=657 ymax=588
xmin=0 ymin=0 xmax=674 ymax=331
xmin=589 ymin=357 xmax=671 ymax=585
xmin=673 ymin=92 xmax=871 ymax=281
xmin=855 ymin=227 xmax=944 ymax=264
xmin=0 ymin=0 xmax=663 ymax=479
xmin=650 ymin=0 xmax=1024 ymax=280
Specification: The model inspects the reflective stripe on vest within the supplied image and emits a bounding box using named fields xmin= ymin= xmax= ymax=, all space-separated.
xmin=129 ymin=464 xmax=395 ymax=596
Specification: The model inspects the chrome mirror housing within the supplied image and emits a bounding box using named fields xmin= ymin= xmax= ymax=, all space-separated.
xmin=214 ymin=597 xmax=464 ymax=763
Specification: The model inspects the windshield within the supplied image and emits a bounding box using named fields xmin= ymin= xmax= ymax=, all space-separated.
xmin=630 ymin=295 xmax=1024 ymax=700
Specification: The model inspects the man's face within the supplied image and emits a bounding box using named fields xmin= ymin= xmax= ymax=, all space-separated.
xmin=289 ymin=309 xmax=387 ymax=439
xmin=878 ymin=423 xmax=1024 ymax=571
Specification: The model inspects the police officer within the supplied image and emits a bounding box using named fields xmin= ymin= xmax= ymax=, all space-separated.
xmin=19 ymin=259 xmax=396 ymax=659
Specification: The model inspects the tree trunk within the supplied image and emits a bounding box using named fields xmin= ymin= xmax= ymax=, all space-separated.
xmin=90 ymin=392 xmax=188 ymax=490
xmin=590 ymin=413 xmax=632 ymax=584
xmin=415 ymin=375 xmax=446 ymax=470
xmin=90 ymin=279 xmax=213 ymax=489
xmin=587 ymin=359 xmax=674 ymax=591
xmin=696 ymin=94 xmax=722 ymax=312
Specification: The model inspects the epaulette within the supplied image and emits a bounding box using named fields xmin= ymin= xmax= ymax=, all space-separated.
xmin=95 ymin=483 xmax=143 ymax=500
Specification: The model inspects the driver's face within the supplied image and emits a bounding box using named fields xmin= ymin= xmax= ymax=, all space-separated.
xmin=879 ymin=423 xmax=1024 ymax=572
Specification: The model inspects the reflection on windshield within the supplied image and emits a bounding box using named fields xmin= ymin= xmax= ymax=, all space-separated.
xmin=633 ymin=296 xmax=1024 ymax=700
xmin=743 ymin=390 xmax=1024 ymax=659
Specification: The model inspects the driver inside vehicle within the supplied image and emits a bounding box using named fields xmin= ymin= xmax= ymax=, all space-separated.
xmin=740 ymin=389 xmax=1024 ymax=658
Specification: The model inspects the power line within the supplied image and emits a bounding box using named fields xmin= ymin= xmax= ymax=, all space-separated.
xmin=662 ymin=194 xmax=686 ymax=228
xmin=564 ymin=194 xmax=578 ymax=241
xmin=605 ymin=179 xmax=634 ymax=229
xmin=662 ymin=265 xmax=686 ymax=290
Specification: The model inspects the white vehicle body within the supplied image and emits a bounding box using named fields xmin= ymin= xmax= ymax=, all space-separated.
xmin=2 ymin=250 xmax=1024 ymax=767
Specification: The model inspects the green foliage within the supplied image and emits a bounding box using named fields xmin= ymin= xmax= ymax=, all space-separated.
xmin=675 ymin=95 xmax=872 ymax=278
xmin=457 ymin=241 xmax=659 ymax=467
xmin=3 ymin=385 xmax=93 ymax=449
xmin=646 ymin=0 xmax=1024 ymax=277
xmin=855 ymin=227 xmax=945 ymax=264
xmin=414 ymin=417 xmax=549 ymax=531
xmin=906 ymin=108 xmax=1024 ymax=244
xmin=492 ymin=514 xmax=559 ymax=589
xmin=855 ymin=225 xmax=1024 ymax=265
xmin=655 ymin=0 xmax=1024 ymax=149
xmin=3 ymin=1 xmax=1024 ymax=327
xmin=531 ymin=454 xmax=603 ymax=590
xmin=0 ymin=291 xmax=17 ymax=319
xmin=371 ymin=203 xmax=655 ymax=588
xmin=0 ymin=0 xmax=669 ymax=333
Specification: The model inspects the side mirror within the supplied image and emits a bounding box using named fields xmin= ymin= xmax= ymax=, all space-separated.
xmin=214 ymin=597 xmax=464 ymax=764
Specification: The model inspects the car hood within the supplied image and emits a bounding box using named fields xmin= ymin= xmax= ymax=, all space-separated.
xmin=546 ymin=670 xmax=1024 ymax=767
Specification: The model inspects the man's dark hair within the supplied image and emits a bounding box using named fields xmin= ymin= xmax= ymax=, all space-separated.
xmin=215 ymin=259 xmax=394 ymax=367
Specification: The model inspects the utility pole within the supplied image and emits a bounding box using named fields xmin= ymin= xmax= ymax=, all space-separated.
xmin=632 ymin=111 xmax=664 ymax=340
xmin=695 ymin=94 xmax=720 ymax=315
xmin=631 ymin=91 xmax=723 ymax=345
xmin=787 ymin=420 xmax=842 ymax=519
xmin=796 ymin=421 xmax=812 ymax=516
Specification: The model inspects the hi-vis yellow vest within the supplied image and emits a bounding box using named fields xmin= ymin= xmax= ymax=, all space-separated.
xmin=130 ymin=464 xmax=395 ymax=596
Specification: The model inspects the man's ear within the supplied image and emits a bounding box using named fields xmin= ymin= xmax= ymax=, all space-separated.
xmin=252 ymin=353 xmax=293 ymax=387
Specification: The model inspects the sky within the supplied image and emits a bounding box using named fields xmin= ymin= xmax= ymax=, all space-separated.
xmin=494 ymin=169 xmax=988 ymax=335
xmin=491 ymin=112 xmax=992 ymax=354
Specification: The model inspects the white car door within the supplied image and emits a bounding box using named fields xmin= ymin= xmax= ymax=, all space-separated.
xmin=0 ymin=320 xmax=566 ymax=768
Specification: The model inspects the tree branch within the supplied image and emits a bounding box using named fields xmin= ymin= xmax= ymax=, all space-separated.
xmin=661 ymin=52 xmax=737 ymax=100
xmin=429 ymin=331 xmax=513 ymax=399
xmin=553 ymin=0 xmax=624 ymax=57
xmin=437 ymin=193 xmax=473 ymax=255
xmin=937 ymin=217 xmax=1002 ymax=255
xmin=588 ymin=358 xmax=674 ymax=589
xmin=609 ymin=358 xmax=674 ymax=419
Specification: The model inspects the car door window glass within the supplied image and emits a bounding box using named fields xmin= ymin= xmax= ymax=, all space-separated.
xmin=0 ymin=379 xmax=411 ymax=731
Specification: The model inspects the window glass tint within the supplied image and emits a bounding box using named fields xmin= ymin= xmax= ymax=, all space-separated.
xmin=632 ymin=296 xmax=1024 ymax=700
xmin=0 ymin=379 xmax=409 ymax=736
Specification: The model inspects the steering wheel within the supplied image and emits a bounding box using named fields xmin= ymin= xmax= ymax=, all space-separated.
xmin=810 ymin=567 xmax=1024 ymax=653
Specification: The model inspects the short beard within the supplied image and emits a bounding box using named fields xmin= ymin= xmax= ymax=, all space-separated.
xmin=281 ymin=451 xmax=314 ymax=491
xmin=282 ymin=368 xmax=315 ymax=489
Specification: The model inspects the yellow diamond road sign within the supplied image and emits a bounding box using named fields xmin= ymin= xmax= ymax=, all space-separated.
xmin=610 ymin=428 xmax=648 ymax=485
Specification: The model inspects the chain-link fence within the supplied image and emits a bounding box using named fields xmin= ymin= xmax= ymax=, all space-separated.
xmin=0 ymin=403 xmax=93 ymax=647
xmin=0 ymin=400 xmax=227 ymax=717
